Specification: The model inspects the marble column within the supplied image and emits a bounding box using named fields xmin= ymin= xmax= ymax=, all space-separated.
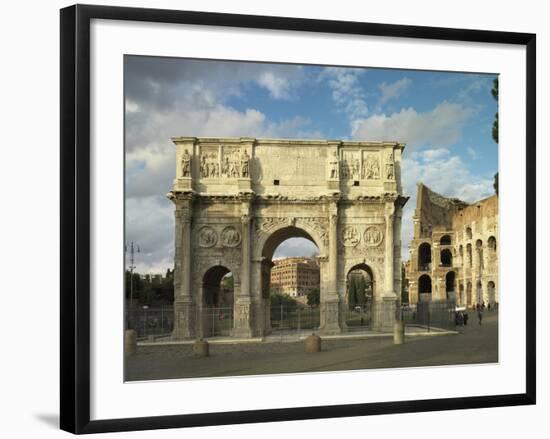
xmin=173 ymin=202 xmax=196 ymax=339
xmin=232 ymin=211 xmax=253 ymax=338
xmin=320 ymin=202 xmax=341 ymax=334
xmin=373 ymin=201 xmax=397 ymax=332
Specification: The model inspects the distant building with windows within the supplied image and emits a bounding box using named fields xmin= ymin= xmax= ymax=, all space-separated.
xmin=406 ymin=183 xmax=498 ymax=307
xmin=270 ymin=257 xmax=320 ymax=300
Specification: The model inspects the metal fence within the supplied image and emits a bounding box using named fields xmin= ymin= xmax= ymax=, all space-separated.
xmin=270 ymin=306 xmax=320 ymax=333
xmin=401 ymin=302 xmax=457 ymax=331
xmin=341 ymin=305 xmax=371 ymax=332
xmin=126 ymin=306 xmax=174 ymax=339
xmin=201 ymin=306 xmax=234 ymax=337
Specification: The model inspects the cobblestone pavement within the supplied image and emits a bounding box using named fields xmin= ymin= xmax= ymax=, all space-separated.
xmin=125 ymin=311 xmax=498 ymax=381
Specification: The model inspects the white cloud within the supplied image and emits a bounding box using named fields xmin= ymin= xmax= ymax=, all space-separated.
xmin=378 ymin=77 xmax=411 ymax=105
xmin=466 ymin=146 xmax=481 ymax=160
xmin=273 ymin=238 xmax=319 ymax=259
xmin=257 ymin=72 xmax=292 ymax=99
xmin=352 ymin=101 xmax=473 ymax=148
xmin=320 ymin=67 xmax=369 ymax=120
xmin=400 ymin=150 xmax=494 ymax=259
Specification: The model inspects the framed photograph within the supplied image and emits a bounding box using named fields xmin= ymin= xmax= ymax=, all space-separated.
xmin=60 ymin=4 xmax=536 ymax=434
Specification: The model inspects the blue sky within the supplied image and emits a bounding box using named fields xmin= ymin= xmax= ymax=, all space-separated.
xmin=125 ymin=56 xmax=498 ymax=272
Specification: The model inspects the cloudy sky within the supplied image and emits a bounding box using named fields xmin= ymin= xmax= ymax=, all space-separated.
xmin=125 ymin=56 xmax=498 ymax=273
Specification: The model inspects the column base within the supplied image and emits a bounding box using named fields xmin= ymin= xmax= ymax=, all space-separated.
xmin=319 ymin=299 xmax=342 ymax=335
xmin=232 ymin=300 xmax=253 ymax=339
xmin=172 ymin=300 xmax=197 ymax=340
xmin=371 ymin=297 xmax=397 ymax=332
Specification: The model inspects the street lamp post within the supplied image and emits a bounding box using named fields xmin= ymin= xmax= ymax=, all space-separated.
xmin=125 ymin=241 xmax=141 ymax=309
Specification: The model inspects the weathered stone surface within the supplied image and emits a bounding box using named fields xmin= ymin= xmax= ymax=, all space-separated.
xmin=193 ymin=339 xmax=209 ymax=357
xmin=305 ymin=334 xmax=322 ymax=353
xmin=168 ymin=137 xmax=408 ymax=340
xmin=124 ymin=329 xmax=137 ymax=356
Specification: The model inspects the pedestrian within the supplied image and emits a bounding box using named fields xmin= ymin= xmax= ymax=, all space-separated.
xmin=477 ymin=308 xmax=483 ymax=325
xmin=463 ymin=312 xmax=469 ymax=326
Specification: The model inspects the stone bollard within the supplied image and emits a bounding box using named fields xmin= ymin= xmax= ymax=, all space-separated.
xmin=124 ymin=329 xmax=137 ymax=356
xmin=305 ymin=334 xmax=321 ymax=353
xmin=393 ymin=321 xmax=405 ymax=345
xmin=193 ymin=339 xmax=209 ymax=357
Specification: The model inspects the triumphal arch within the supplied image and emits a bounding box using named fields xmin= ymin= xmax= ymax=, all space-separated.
xmin=167 ymin=137 xmax=408 ymax=339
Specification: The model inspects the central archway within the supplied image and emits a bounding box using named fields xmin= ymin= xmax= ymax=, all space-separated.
xmin=261 ymin=226 xmax=321 ymax=335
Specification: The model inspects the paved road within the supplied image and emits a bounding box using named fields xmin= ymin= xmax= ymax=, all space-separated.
xmin=126 ymin=310 xmax=498 ymax=381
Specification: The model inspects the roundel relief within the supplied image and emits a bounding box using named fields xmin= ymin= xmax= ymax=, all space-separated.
xmin=198 ymin=226 xmax=217 ymax=247
xmin=364 ymin=225 xmax=383 ymax=247
xmin=221 ymin=226 xmax=241 ymax=247
xmin=341 ymin=226 xmax=360 ymax=247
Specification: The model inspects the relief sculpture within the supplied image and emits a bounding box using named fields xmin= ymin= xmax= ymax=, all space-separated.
xmin=362 ymin=153 xmax=380 ymax=179
xmin=181 ymin=149 xmax=191 ymax=177
xmin=198 ymin=226 xmax=217 ymax=247
xmin=221 ymin=226 xmax=241 ymax=247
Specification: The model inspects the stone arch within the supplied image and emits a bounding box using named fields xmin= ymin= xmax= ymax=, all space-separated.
xmin=418 ymin=242 xmax=432 ymax=271
xmin=466 ymin=243 xmax=472 ymax=267
xmin=459 ymin=283 xmax=465 ymax=306
xmin=488 ymin=236 xmax=497 ymax=251
xmin=487 ymin=280 xmax=496 ymax=305
xmin=201 ymin=265 xmax=234 ymax=306
xmin=440 ymin=234 xmax=451 ymax=245
xmin=258 ymin=225 xmax=322 ymax=334
xmin=440 ymin=248 xmax=453 ymax=267
xmin=343 ymin=258 xmax=382 ymax=299
xmin=466 ymin=227 xmax=473 ymax=239
xmin=445 ymin=271 xmax=455 ymax=300
xmin=418 ymin=274 xmax=432 ymax=295
xmin=253 ymin=219 xmax=326 ymax=260
xmin=467 ymin=281 xmax=472 ymax=306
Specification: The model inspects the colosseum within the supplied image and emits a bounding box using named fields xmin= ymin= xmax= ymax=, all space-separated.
xmin=406 ymin=183 xmax=498 ymax=308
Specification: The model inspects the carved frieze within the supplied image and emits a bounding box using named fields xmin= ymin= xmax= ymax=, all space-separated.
xmin=197 ymin=226 xmax=217 ymax=247
xmin=200 ymin=147 xmax=220 ymax=178
xmin=341 ymin=226 xmax=360 ymax=247
xmin=385 ymin=149 xmax=394 ymax=180
xmin=364 ymin=225 xmax=383 ymax=247
xmin=362 ymin=153 xmax=380 ymax=179
xmin=341 ymin=151 xmax=360 ymax=180
xmin=181 ymin=149 xmax=192 ymax=177
xmin=221 ymin=226 xmax=241 ymax=247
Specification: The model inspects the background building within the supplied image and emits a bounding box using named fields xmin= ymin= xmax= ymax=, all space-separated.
xmin=406 ymin=183 xmax=498 ymax=307
xmin=270 ymin=257 xmax=320 ymax=301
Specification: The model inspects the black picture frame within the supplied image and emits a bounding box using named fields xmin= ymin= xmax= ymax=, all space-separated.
xmin=60 ymin=4 xmax=536 ymax=434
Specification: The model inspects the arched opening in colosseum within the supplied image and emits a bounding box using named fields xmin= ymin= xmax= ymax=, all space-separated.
xmin=467 ymin=282 xmax=472 ymax=306
xmin=476 ymin=280 xmax=483 ymax=305
xmin=418 ymin=274 xmax=432 ymax=300
xmin=488 ymin=236 xmax=497 ymax=251
xmin=445 ymin=271 xmax=455 ymax=300
xmin=466 ymin=227 xmax=473 ymax=239
xmin=440 ymin=234 xmax=451 ymax=245
xmin=476 ymin=239 xmax=484 ymax=270
xmin=487 ymin=281 xmax=496 ymax=306
xmin=202 ymin=265 xmax=234 ymax=337
xmin=440 ymin=249 xmax=453 ymax=267
xmin=459 ymin=283 xmax=465 ymax=306
xmin=418 ymin=242 xmax=432 ymax=271
xmin=459 ymin=245 xmax=463 ymax=265
xmin=466 ymin=243 xmax=472 ymax=267
xmin=261 ymin=226 xmax=321 ymax=334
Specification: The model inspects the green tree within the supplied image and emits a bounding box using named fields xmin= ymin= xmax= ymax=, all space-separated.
xmin=270 ymin=293 xmax=298 ymax=312
xmin=356 ymin=276 xmax=366 ymax=307
xmin=348 ymin=277 xmax=358 ymax=310
xmin=491 ymin=77 xmax=499 ymax=195
xmin=306 ymin=288 xmax=320 ymax=306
